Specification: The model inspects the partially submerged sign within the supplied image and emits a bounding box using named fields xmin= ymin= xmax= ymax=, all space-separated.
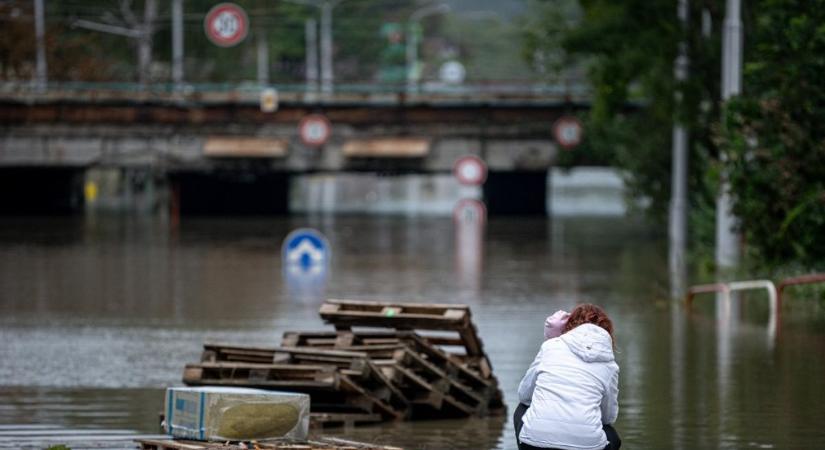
xmin=282 ymin=228 xmax=330 ymax=274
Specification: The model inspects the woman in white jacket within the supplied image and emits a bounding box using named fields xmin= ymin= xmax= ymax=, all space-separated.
xmin=515 ymin=304 xmax=621 ymax=450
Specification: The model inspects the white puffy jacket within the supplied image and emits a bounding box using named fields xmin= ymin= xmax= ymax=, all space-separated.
xmin=517 ymin=323 xmax=620 ymax=450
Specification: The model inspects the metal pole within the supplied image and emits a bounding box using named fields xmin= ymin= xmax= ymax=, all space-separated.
xmin=406 ymin=22 xmax=417 ymax=93
xmin=717 ymin=0 xmax=742 ymax=268
xmin=669 ymin=0 xmax=689 ymax=299
xmin=138 ymin=0 xmax=157 ymax=86
xmin=305 ymin=18 xmax=319 ymax=92
xmin=405 ymin=5 xmax=449 ymax=94
xmin=256 ymin=0 xmax=270 ymax=85
xmin=257 ymin=30 xmax=270 ymax=85
xmin=33 ymin=0 xmax=48 ymax=91
xmin=320 ymin=1 xmax=333 ymax=94
xmin=171 ymin=0 xmax=184 ymax=88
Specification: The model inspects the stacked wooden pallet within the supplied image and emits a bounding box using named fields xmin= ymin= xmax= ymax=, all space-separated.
xmin=182 ymin=300 xmax=504 ymax=425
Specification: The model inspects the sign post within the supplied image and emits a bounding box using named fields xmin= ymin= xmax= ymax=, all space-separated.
xmin=204 ymin=3 xmax=249 ymax=48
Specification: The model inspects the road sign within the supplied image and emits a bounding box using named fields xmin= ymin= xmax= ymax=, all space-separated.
xmin=439 ymin=61 xmax=466 ymax=85
xmin=453 ymin=155 xmax=488 ymax=186
xmin=298 ymin=114 xmax=332 ymax=147
xmin=453 ymin=198 xmax=487 ymax=226
xmin=283 ymin=228 xmax=330 ymax=273
xmin=260 ymin=88 xmax=278 ymax=113
xmin=454 ymin=198 xmax=485 ymax=292
xmin=553 ymin=116 xmax=584 ymax=149
xmin=204 ymin=3 xmax=249 ymax=48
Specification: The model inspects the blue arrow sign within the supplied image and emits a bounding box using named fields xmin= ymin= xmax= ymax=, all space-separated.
xmin=282 ymin=228 xmax=330 ymax=272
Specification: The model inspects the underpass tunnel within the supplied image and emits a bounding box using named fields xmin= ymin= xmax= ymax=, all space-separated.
xmin=169 ymin=170 xmax=291 ymax=216
xmin=483 ymin=170 xmax=548 ymax=216
xmin=0 ymin=167 xmax=85 ymax=215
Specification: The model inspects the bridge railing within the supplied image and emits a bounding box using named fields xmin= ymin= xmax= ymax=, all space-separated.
xmin=0 ymin=80 xmax=593 ymax=104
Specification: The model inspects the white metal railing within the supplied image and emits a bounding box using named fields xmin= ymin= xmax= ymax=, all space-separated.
xmin=686 ymin=279 xmax=778 ymax=344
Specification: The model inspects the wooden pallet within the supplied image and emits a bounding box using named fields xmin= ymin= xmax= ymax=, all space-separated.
xmin=182 ymin=301 xmax=503 ymax=424
xmin=282 ymin=331 xmax=404 ymax=349
xmin=393 ymin=336 xmax=505 ymax=414
xmin=199 ymin=345 xmax=410 ymax=419
xmin=279 ymin=330 xmax=501 ymax=415
xmin=184 ymin=359 xmax=406 ymax=420
xmin=183 ymin=362 xmax=339 ymax=389
xmin=282 ymin=330 xmax=492 ymax=381
xmin=137 ymin=437 xmax=403 ymax=450
xmin=202 ymin=344 xmax=377 ymax=368
xmin=202 ymin=343 xmax=280 ymax=365
xmin=318 ymin=300 xmax=486 ymax=363
xmin=384 ymin=347 xmax=485 ymax=416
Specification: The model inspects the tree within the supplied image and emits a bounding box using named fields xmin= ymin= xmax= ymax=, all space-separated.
xmin=718 ymin=0 xmax=825 ymax=268
xmin=524 ymin=0 xmax=725 ymax=258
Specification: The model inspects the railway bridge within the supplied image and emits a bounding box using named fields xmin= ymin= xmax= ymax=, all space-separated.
xmin=0 ymin=86 xmax=598 ymax=215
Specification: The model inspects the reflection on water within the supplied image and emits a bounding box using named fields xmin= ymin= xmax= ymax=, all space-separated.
xmin=1 ymin=215 xmax=824 ymax=449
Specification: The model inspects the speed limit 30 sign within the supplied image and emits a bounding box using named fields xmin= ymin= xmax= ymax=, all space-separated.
xmin=204 ymin=3 xmax=249 ymax=48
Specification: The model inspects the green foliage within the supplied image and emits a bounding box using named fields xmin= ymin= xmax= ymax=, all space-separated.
xmin=526 ymin=0 xmax=722 ymax=231
xmin=717 ymin=0 xmax=825 ymax=268
xmin=3 ymin=0 xmax=422 ymax=84
xmin=529 ymin=0 xmax=825 ymax=268
xmin=443 ymin=14 xmax=533 ymax=82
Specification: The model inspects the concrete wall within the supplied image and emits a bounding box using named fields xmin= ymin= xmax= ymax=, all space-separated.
xmin=0 ymin=124 xmax=557 ymax=173
xmin=548 ymin=167 xmax=628 ymax=217
xmin=290 ymin=167 xmax=630 ymax=217
xmin=290 ymin=173 xmax=481 ymax=215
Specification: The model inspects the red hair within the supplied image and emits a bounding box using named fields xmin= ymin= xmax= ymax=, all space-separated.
xmin=562 ymin=303 xmax=615 ymax=346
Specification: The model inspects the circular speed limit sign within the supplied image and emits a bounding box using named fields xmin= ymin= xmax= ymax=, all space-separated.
xmin=453 ymin=155 xmax=488 ymax=186
xmin=553 ymin=116 xmax=584 ymax=150
xmin=204 ymin=3 xmax=249 ymax=48
xmin=298 ymin=114 xmax=332 ymax=147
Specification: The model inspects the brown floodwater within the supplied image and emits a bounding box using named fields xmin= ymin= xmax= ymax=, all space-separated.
xmin=1 ymin=215 xmax=824 ymax=449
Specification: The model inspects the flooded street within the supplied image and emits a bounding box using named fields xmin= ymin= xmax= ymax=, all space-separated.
xmin=1 ymin=215 xmax=824 ymax=449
